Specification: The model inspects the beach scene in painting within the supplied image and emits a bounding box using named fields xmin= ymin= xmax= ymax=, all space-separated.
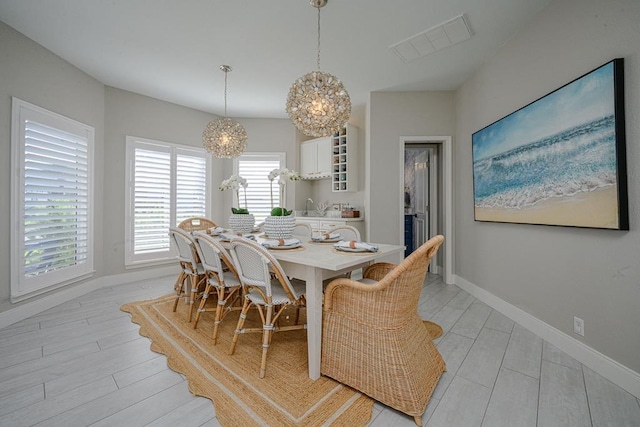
xmin=472 ymin=61 xmax=621 ymax=229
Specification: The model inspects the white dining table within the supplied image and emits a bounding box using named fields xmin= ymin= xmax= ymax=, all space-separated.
xmin=265 ymin=237 xmax=405 ymax=380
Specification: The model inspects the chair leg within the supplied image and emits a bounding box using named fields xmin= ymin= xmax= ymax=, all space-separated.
xmin=188 ymin=275 xmax=198 ymax=322
xmin=413 ymin=415 xmax=422 ymax=426
xmin=211 ymin=285 xmax=226 ymax=344
xmin=259 ymin=305 xmax=274 ymax=379
xmin=172 ymin=271 xmax=186 ymax=312
xmin=192 ymin=282 xmax=212 ymax=329
xmin=229 ymin=297 xmax=251 ymax=355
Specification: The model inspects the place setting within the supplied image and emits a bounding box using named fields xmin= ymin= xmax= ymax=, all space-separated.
xmin=333 ymin=240 xmax=379 ymax=255
xmin=309 ymin=231 xmax=342 ymax=244
xmin=261 ymin=237 xmax=305 ymax=251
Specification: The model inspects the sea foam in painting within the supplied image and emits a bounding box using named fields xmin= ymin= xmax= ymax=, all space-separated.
xmin=472 ymin=61 xmax=620 ymax=224
xmin=473 ymin=115 xmax=616 ymax=210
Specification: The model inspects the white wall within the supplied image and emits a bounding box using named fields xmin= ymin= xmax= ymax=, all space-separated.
xmin=367 ymin=91 xmax=455 ymax=245
xmin=0 ymin=21 xmax=105 ymax=312
xmin=454 ymin=0 xmax=640 ymax=374
xmin=103 ymin=87 xmax=227 ymax=275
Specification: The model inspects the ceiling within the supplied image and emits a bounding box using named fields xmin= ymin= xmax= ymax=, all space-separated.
xmin=0 ymin=0 xmax=551 ymax=119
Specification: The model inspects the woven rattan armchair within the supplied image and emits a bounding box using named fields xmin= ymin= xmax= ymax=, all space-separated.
xmin=321 ymin=235 xmax=446 ymax=426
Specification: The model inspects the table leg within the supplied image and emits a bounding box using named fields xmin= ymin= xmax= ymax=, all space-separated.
xmin=305 ymin=265 xmax=324 ymax=380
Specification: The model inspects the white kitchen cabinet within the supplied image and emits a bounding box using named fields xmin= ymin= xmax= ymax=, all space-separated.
xmin=331 ymin=124 xmax=358 ymax=192
xmin=300 ymin=137 xmax=331 ymax=179
xmin=295 ymin=217 xmax=364 ymax=239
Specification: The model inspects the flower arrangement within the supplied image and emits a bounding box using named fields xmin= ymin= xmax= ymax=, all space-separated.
xmin=220 ymin=175 xmax=249 ymax=214
xmin=268 ymin=168 xmax=300 ymax=216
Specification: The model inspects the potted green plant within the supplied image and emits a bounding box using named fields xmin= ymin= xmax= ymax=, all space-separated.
xmin=264 ymin=168 xmax=300 ymax=238
xmin=220 ymin=174 xmax=254 ymax=233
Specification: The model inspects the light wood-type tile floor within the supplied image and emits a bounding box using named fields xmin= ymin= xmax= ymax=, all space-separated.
xmin=0 ymin=273 xmax=638 ymax=426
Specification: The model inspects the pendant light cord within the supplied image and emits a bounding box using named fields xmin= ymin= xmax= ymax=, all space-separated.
xmin=223 ymin=69 xmax=228 ymax=117
xmin=316 ymin=5 xmax=321 ymax=70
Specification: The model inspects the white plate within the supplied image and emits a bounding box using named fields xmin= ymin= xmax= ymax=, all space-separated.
xmin=335 ymin=246 xmax=375 ymax=253
xmin=267 ymin=242 xmax=302 ymax=250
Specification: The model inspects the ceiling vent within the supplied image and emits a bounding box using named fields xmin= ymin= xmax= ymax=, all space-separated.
xmin=390 ymin=14 xmax=472 ymax=63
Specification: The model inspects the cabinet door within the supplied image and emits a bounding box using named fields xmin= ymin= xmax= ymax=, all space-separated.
xmin=300 ymin=141 xmax=316 ymax=177
xmin=316 ymin=138 xmax=331 ymax=177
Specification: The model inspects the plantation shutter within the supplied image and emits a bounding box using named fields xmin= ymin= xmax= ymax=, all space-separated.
xmin=23 ymin=121 xmax=89 ymax=277
xmin=132 ymin=145 xmax=171 ymax=257
xmin=11 ymin=98 xmax=95 ymax=301
xmin=236 ymin=153 xmax=283 ymax=223
xmin=125 ymin=136 xmax=211 ymax=265
xmin=176 ymin=151 xmax=208 ymax=224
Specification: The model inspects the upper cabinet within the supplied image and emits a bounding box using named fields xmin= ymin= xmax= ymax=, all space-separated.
xmin=331 ymin=124 xmax=358 ymax=192
xmin=300 ymin=137 xmax=331 ymax=179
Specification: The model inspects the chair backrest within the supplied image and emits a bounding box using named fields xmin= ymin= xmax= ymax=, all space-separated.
xmin=331 ymin=225 xmax=360 ymax=241
xmin=178 ymin=217 xmax=217 ymax=232
xmin=327 ymin=235 xmax=444 ymax=327
xmin=292 ymin=222 xmax=312 ymax=237
xmin=193 ymin=232 xmax=239 ymax=284
xmin=169 ymin=227 xmax=200 ymax=271
xmin=228 ymin=237 xmax=302 ymax=301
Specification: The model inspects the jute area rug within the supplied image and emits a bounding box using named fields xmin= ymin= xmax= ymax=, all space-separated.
xmin=121 ymin=294 xmax=374 ymax=426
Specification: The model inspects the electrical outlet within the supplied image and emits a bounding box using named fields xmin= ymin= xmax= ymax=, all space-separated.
xmin=574 ymin=316 xmax=584 ymax=336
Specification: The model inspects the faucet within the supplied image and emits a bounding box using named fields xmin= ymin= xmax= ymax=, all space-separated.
xmin=304 ymin=198 xmax=314 ymax=216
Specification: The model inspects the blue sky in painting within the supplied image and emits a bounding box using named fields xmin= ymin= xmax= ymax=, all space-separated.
xmin=472 ymin=61 xmax=616 ymax=161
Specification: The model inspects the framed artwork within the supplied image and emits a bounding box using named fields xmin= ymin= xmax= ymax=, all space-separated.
xmin=472 ymin=58 xmax=628 ymax=230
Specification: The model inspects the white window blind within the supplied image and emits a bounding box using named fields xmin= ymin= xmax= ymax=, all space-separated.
xmin=125 ymin=137 xmax=211 ymax=266
xmin=235 ymin=153 xmax=285 ymax=223
xmin=11 ymin=98 xmax=95 ymax=301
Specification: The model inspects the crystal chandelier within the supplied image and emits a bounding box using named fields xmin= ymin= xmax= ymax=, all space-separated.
xmin=286 ymin=0 xmax=351 ymax=138
xmin=203 ymin=65 xmax=247 ymax=158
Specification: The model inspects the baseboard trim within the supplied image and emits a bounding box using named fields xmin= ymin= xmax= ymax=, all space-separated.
xmin=454 ymin=274 xmax=640 ymax=399
xmin=0 ymin=266 xmax=178 ymax=330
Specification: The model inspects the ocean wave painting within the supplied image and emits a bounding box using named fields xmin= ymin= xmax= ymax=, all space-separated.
xmin=472 ymin=59 xmax=628 ymax=229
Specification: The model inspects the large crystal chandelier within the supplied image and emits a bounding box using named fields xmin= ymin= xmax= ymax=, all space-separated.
xmin=286 ymin=0 xmax=351 ymax=138
xmin=203 ymin=65 xmax=247 ymax=158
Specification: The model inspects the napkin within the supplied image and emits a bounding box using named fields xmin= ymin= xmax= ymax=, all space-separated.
xmin=219 ymin=232 xmax=256 ymax=241
xmin=261 ymin=238 xmax=301 ymax=248
xmin=311 ymin=231 xmax=340 ymax=242
xmin=208 ymin=226 xmax=225 ymax=235
xmin=334 ymin=240 xmax=379 ymax=252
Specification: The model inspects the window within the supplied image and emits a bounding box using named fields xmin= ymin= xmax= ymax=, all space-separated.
xmin=234 ymin=153 xmax=285 ymax=223
xmin=11 ymin=98 xmax=95 ymax=301
xmin=125 ymin=136 xmax=211 ymax=266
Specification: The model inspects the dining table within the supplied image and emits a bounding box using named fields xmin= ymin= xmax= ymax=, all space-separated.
xmin=259 ymin=234 xmax=405 ymax=380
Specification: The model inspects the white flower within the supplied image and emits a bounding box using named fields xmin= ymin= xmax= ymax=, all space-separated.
xmin=219 ymin=175 xmax=248 ymax=191
xmin=268 ymin=168 xmax=300 ymax=182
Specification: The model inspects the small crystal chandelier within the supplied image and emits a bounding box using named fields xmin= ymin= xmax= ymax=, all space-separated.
xmin=286 ymin=0 xmax=351 ymax=137
xmin=203 ymin=65 xmax=247 ymax=158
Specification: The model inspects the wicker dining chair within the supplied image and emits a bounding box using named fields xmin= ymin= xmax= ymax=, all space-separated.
xmin=192 ymin=232 xmax=243 ymax=342
xmin=178 ymin=217 xmax=217 ymax=232
xmin=228 ymin=237 xmax=307 ymax=378
xmin=169 ymin=227 xmax=206 ymax=322
xmin=321 ymin=235 xmax=446 ymax=426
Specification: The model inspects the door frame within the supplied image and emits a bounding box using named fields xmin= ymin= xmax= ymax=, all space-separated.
xmin=399 ymin=136 xmax=453 ymax=284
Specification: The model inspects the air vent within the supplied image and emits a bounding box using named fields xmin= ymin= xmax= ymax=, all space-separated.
xmin=390 ymin=14 xmax=472 ymax=63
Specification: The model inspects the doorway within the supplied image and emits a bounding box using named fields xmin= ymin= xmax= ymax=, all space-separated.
xmin=404 ymin=144 xmax=439 ymax=271
xmin=399 ymin=136 xmax=453 ymax=284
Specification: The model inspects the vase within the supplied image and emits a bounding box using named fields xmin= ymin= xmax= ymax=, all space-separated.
xmin=228 ymin=213 xmax=255 ymax=234
xmin=264 ymin=215 xmax=296 ymax=239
